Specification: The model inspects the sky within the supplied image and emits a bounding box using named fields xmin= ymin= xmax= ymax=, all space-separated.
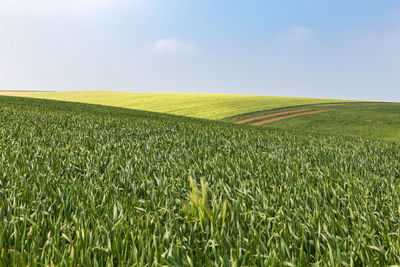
xmin=0 ymin=0 xmax=399 ymax=101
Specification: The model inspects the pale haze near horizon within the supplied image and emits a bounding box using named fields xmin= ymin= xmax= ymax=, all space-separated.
xmin=0 ymin=0 xmax=399 ymax=102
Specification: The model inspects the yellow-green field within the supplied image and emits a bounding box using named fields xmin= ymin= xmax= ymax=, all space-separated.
xmin=0 ymin=91 xmax=350 ymax=120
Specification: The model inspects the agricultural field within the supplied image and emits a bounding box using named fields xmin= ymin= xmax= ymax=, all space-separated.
xmin=226 ymin=102 xmax=400 ymax=141
xmin=0 ymin=90 xmax=349 ymax=120
xmin=0 ymin=95 xmax=399 ymax=265
xmin=3 ymin=91 xmax=399 ymax=141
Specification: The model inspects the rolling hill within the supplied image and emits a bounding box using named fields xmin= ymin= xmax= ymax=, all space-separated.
xmin=0 ymin=90 xmax=349 ymax=119
xmin=226 ymin=102 xmax=400 ymax=141
xmin=2 ymin=90 xmax=399 ymax=141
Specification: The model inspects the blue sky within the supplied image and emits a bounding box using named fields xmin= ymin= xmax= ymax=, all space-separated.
xmin=1 ymin=0 xmax=399 ymax=101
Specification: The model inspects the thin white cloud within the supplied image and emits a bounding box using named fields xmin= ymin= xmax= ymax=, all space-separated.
xmin=151 ymin=38 xmax=196 ymax=54
xmin=281 ymin=26 xmax=314 ymax=43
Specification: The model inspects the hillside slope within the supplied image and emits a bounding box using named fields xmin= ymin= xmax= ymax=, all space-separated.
xmin=226 ymin=102 xmax=400 ymax=141
xmin=0 ymin=90 xmax=349 ymax=119
xmin=0 ymin=96 xmax=399 ymax=266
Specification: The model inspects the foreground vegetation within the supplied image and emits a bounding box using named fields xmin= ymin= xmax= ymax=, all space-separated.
xmin=0 ymin=96 xmax=399 ymax=266
xmin=0 ymin=90 xmax=348 ymax=119
xmin=226 ymin=102 xmax=400 ymax=141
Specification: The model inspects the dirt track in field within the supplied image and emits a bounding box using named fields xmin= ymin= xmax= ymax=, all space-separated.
xmin=235 ymin=108 xmax=310 ymax=124
xmin=251 ymin=110 xmax=328 ymax=126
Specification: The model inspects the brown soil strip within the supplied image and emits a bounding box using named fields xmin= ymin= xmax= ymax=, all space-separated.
xmin=251 ymin=110 xmax=328 ymax=126
xmin=235 ymin=108 xmax=310 ymax=124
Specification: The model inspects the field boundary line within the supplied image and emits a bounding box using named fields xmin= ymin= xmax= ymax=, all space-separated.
xmin=235 ymin=109 xmax=310 ymax=124
xmin=251 ymin=110 xmax=328 ymax=126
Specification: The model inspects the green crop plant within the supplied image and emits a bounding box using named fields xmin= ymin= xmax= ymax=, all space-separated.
xmin=0 ymin=96 xmax=399 ymax=266
xmin=186 ymin=176 xmax=212 ymax=227
xmin=184 ymin=176 xmax=227 ymax=229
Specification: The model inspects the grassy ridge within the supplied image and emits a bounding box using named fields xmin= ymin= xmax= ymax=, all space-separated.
xmin=226 ymin=102 xmax=400 ymax=141
xmin=0 ymin=91 xmax=349 ymax=119
xmin=0 ymin=96 xmax=399 ymax=265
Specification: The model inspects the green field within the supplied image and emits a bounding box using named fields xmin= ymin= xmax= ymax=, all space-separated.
xmin=226 ymin=102 xmax=400 ymax=141
xmin=0 ymin=90 xmax=349 ymax=120
xmin=6 ymin=91 xmax=400 ymax=142
xmin=0 ymin=96 xmax=399 ymax=266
